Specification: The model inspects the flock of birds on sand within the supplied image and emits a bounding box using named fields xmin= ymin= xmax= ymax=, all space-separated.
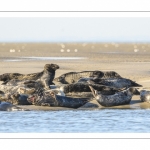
xmin=0 ymin=63 xmax=150 ymax=111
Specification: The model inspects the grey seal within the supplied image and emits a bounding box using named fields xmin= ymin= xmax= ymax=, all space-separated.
xmin=53 ymin=71 xmax=122 ymax=84
xmin=0 ymin=101 xmax=29 ymax=111
xmin=59 ymin=83 xmax=124 ymax=95
xmin=0 ymin=64 xmax=59 ymax=89
xmin=140 ymin=90 xmax=150 ymax=103
xmin=27 ymin=91 xmax=91 ymax=108
xmin=78 ymin=77 xmax=142 ymax=88
xmin=0 ymin=92 xmax=31 ymax=105
xmin=89 ymin=86 xmax=140 ymax=107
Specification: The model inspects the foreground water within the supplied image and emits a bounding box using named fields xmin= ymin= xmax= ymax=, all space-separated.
xmin=0 ymin=109 xmax=150 ymax=133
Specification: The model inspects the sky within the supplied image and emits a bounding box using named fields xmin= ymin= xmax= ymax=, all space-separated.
xmin=0 ymin=17 xmax=150 ymax=42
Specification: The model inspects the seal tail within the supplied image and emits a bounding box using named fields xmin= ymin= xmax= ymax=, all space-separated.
xmin=89 ymin=85 xmax=98 ymax=99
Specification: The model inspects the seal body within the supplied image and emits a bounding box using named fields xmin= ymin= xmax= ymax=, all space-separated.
xmin=53 ymin=71 xmax=122 ymax=84
xmin=60 ymin=83 xmax=123 ymax=95
xmin=86 ymin=78 xmax=142 ymax=88
xmin=12 ymin=94 xmax=31 ymax=105
xmin=0 ymin=101 xmax=29 ymax=111
xmin=140 ymin=90 xmax=150 ymax=103
xmin=89 ymin=86 xmax=140 ymax=107
xmin=0 ymin=92 xmax=30 ymax=105
xmin=27 ymin=92 xmax=91 ymax=108
xmin=66 ymin=92 xmax=94 ymax=98
xmin=0 ymin=64 xmax=59 ymax=89
xmin=0 ymin=83 xmax=37 ymax=95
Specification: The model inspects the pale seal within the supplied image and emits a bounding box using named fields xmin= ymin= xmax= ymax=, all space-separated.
xmin=0 ymin=101 xmax=29 ymax=111
xmin=89 ymin=86 xmax=140 ymax=107
xmin=140 ymin=90 xmax=150 ymax=103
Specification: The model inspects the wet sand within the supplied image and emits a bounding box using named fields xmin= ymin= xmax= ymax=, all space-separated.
xmin=0 ymin=42 xmax=150 ymax=110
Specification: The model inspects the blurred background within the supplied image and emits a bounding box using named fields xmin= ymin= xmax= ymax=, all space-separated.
xmin=0 ymin=17 xmax=150 ymax=56
xmin=0 ymin=17 xmax=150 ymax=43
xmin=0 ymin=17 xmax=150 ymax=80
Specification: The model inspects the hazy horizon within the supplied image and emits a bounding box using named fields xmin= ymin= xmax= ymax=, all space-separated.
xmin=1 ymin=17 xmax=150 ymax=43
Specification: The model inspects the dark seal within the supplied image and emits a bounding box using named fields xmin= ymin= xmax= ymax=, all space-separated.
xmin=0 ymin=101 xmax=29 ymax=111
xmin=60 ymin=82 xmax=124 ymax=95
xmin=78 ymin=77 xmax=142 ymax=88
xmin=27 ymin=91 xmax=91 ymax=108
xmin=53 ymin=71 xmax=122 ymax=84
xmin=0 ymin=92 xmax=31 ymax=105
xmin=0 ymin=64 xmax=59 ymax=89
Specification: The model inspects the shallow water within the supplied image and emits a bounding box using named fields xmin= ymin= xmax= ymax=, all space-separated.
xmin=1 ymin=109 xmax=150 ymax=133
xmin=2 ymin=57 xmax=86 ymax=62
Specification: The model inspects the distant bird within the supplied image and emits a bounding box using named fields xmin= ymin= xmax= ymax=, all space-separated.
xmin=89 ymin=86 xmax=140 ymax=107
xmin=140 ymin=90 xmax=150 ymax=103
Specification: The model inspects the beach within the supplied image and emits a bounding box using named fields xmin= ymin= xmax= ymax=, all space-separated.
xmin=0 ymin=42 xmax=150 ymax=110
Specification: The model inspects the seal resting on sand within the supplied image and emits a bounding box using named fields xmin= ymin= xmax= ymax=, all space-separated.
xmin=140 ymin=90 xmax=150 ymax=103
xmin=0 ymin=92 xmax=31 ymax=105
xmin=53 ymin=71 xmax=122 ymax=84
xmin=0 ymin=101 xmax=29 ymax=111
xmin=78 ymin=77 xmax=142 ymax=88
xmin=0 ymin=83 xmax=36 ymax=95
xmin=27 ymin=91 xmax=91 ymax=108
xmin=89 ymin=86 xmax=140 ymax=107
xmin=0 ymin=64 xmax=59 ymax=89
xmin=57 ymin=82 xmax=124 ymax=95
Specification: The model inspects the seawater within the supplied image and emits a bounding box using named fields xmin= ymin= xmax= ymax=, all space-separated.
xmin=0 ymin=109 xmax=150 ymax=133
xmin=3 ymin=57 xmax=86 ymax=62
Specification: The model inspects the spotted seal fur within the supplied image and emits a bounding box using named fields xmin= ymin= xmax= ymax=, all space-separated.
xmin=0 ymin=64 xmax=59 ymax=89
xmin=89 ymin=86 xmax=140 ymax=107
xmin=0 ymin=84 xmax=36 ymax=95
xmin=0 ymin=92 xmax=30 ymax=105
xmin=65 ymin=92 xmax=94 ymax=98
xmin=140 ymin=90 xmax=150 ymax=103
xmin=27 ymin=90 xmax=91 ymax=108
xmin=53 ymin=71 xmax=122 ymax=84
xmin=58 ymin=83 xmax=124 ymax=95
xmin=78 ymin=77 xmax=142 ymax=88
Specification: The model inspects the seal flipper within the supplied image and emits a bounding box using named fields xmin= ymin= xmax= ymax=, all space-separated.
xmin=130 ymin=80 xmax=142 ymax=87
xmin=89 ymin=85 xmax=98 ymax=99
